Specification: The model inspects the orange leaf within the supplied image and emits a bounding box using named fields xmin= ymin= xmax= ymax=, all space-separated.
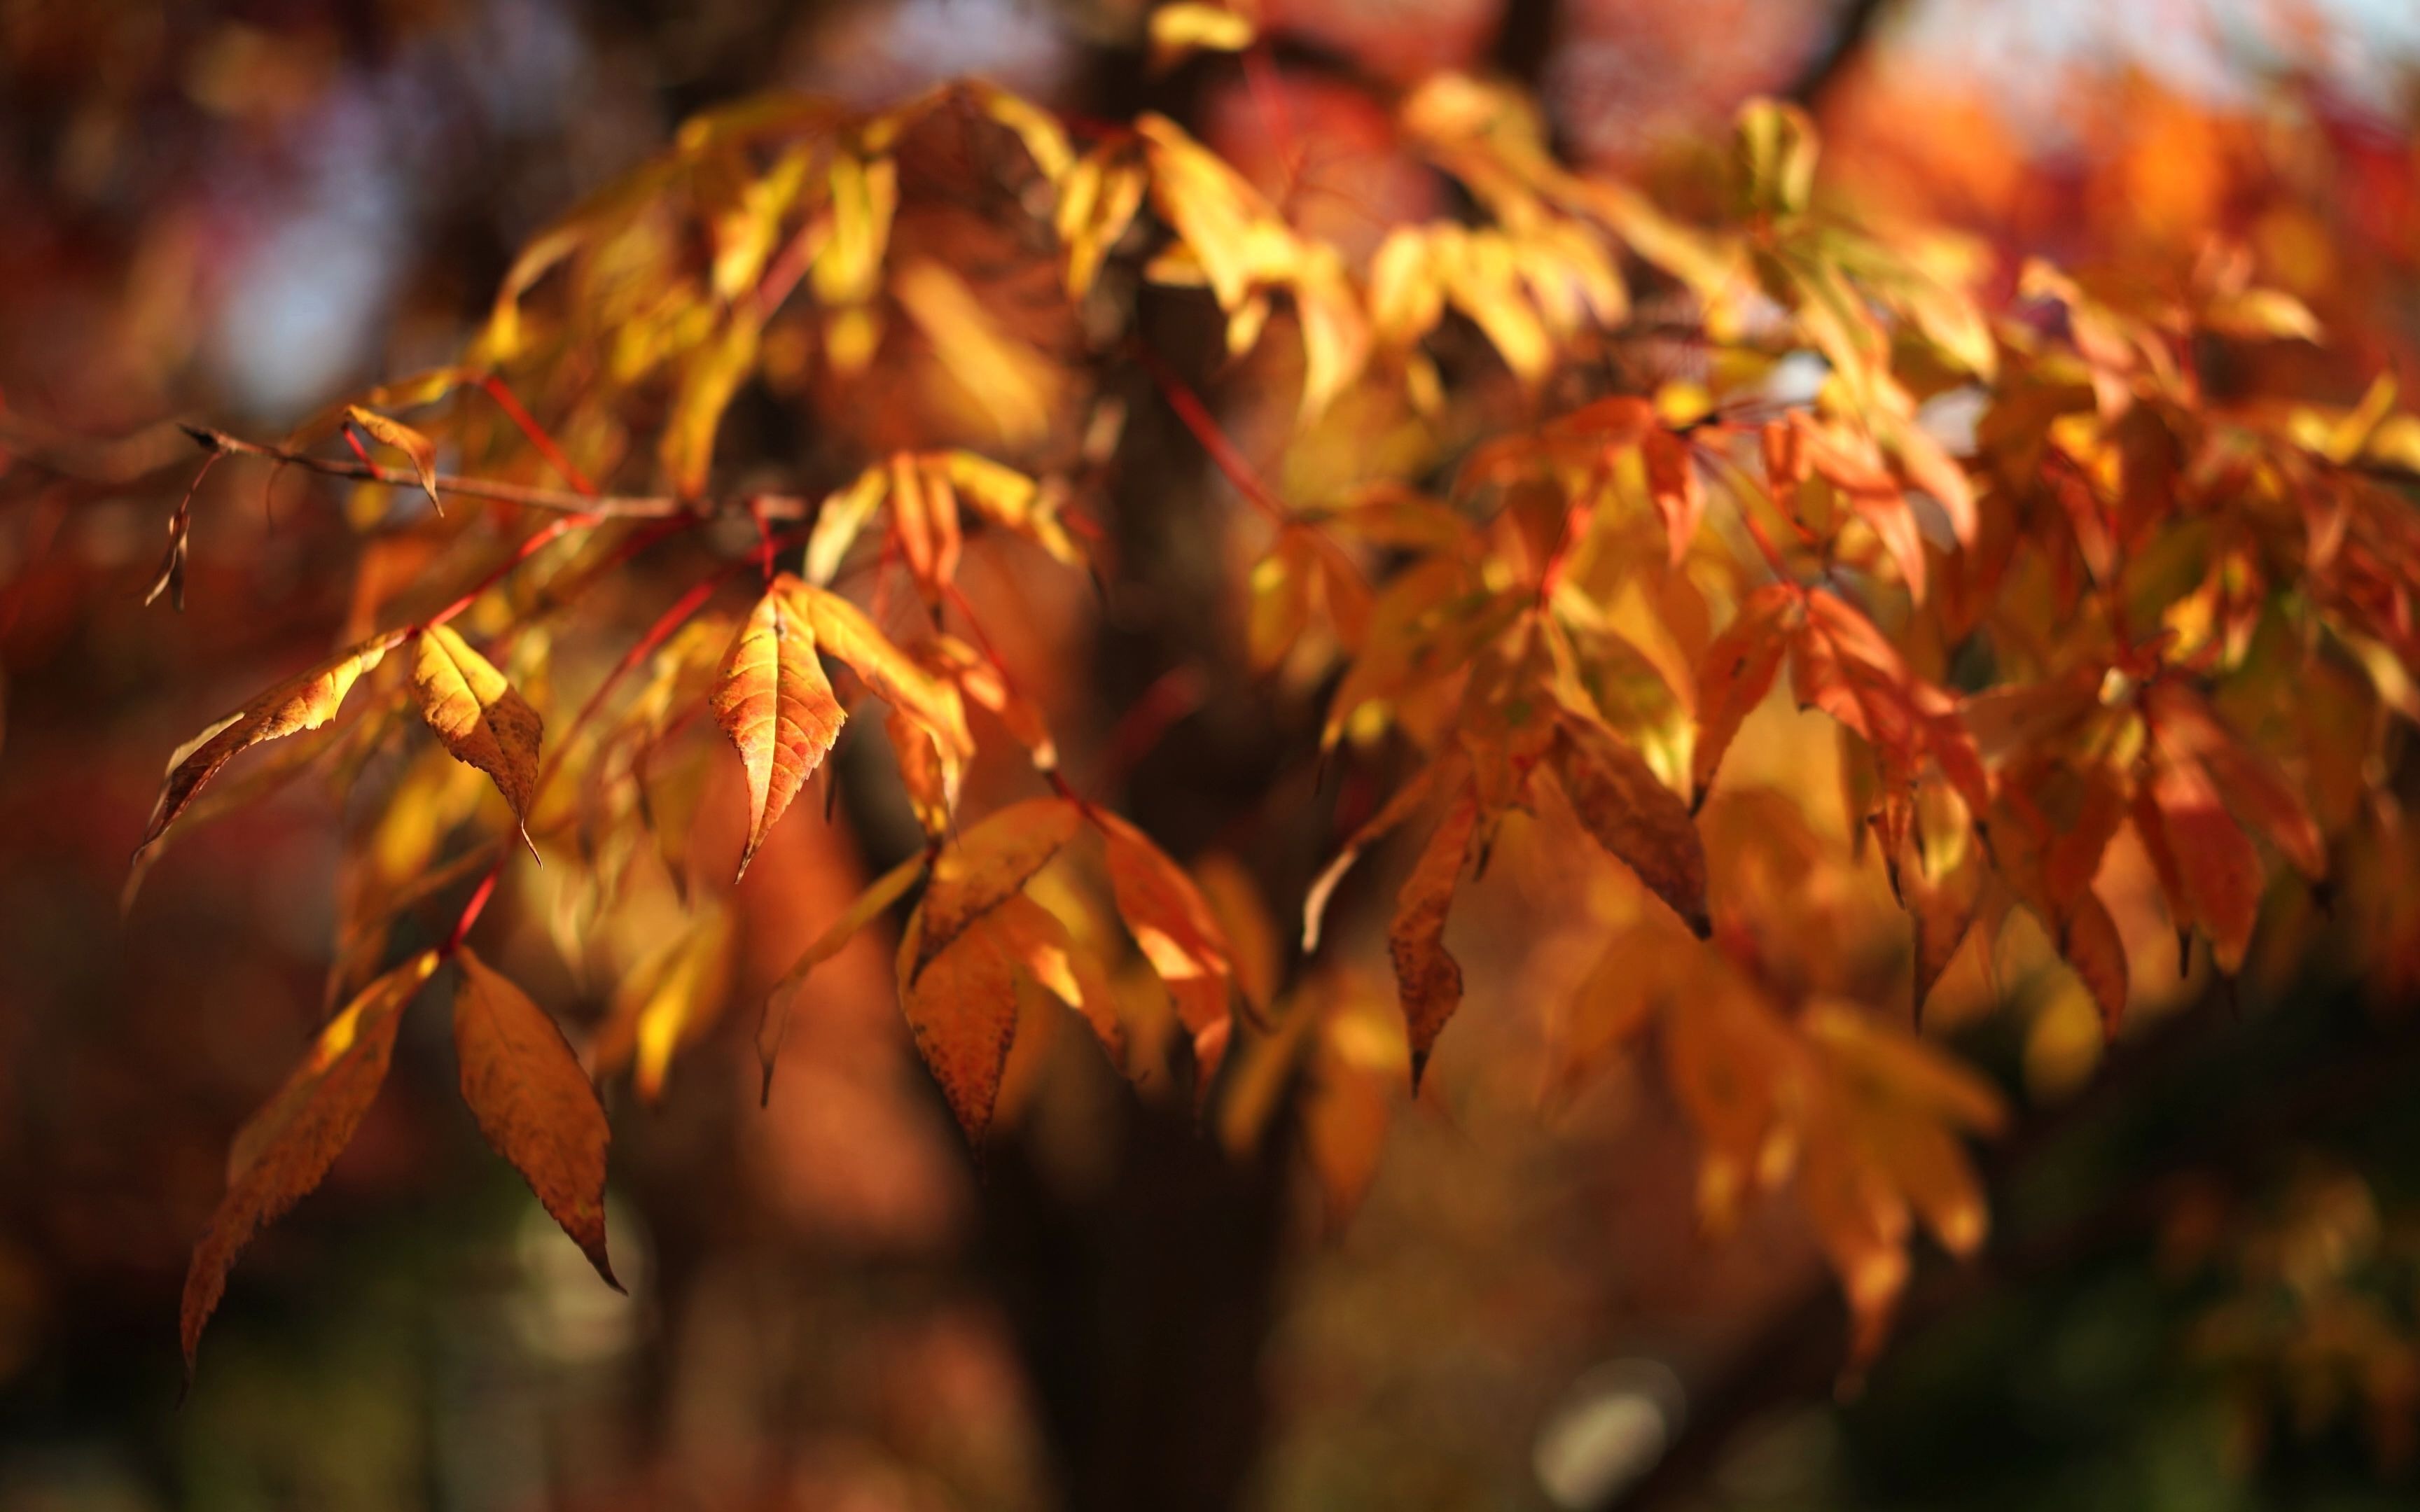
xmin=1389 ymin=788 xmax=1480 ymax=1087
xmin=1642 ymin=428 xmax=1705 ymax=568
xmin=1550 ymin=714 xmax=1711 ymax=937
xmin=181 ymin=950 xmax=438 ymax=1376
xmin=989 ymin=891 xmax=1127 ymax=1072
xmin=452 ymin=947 xmax=616 ymax=1288
xmin=711 ymin=586 xmax=844 ymax=878
xmin=1691 ymin=584 xmax=1797 ymax=808
xmin=1095 ymin=808 xmax=1239 ymax=1034
xmin=2144 ymin=680 xmax=2325 ymax=879
xmin=909 ymin=797 xmax=1083 ymax=982
xmin=412 ymin=625 xmax=543 ymax=842
xmin=896 ymin=890 xmax=1104 ymax=1140
xmin=2145 ymin=745 xmax=2267 ymax=972
xmin=783 ymin=577 xmax=971 ymax=762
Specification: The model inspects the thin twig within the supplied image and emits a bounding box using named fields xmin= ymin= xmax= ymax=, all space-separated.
xmin=181 ymin=426 xmax=809 ymax=522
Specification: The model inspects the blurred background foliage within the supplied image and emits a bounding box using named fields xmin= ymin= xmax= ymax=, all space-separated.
xmin=3 ymin=1 xmax=2420 ymax=1508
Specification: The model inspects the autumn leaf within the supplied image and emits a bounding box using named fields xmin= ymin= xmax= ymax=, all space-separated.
xmin=1643 ymin=428 xmax=1705 ymax=568
xmin=1549 ymin=713 xmax=1712 ymax=937
xmin=782 ymin=576 xmax=971 ymax=763
xmin=896 ymin=888 xmax=1111 ymax=1140
xmin=139 ymin=636 xmax=396 ymax=860
xmin=909 ymin=797 xmax=1083 ymax=981
xmin=2143 ymin=680 xmax=2325 ymax=880
xmin=345 ymin=405 xmax=443 ymax=514
xmin=590 ymin=904 xmax=736 ymax=1104
xmin=1692 ymin=583 xmax=1798 ymax=808
xmin=1094 ymin=808 xmax=1239 ymax=1034
xmin=452 ymin=947 xmax=617 ymax=1288
xmin=181 ymin=950 xmax=438 ymax=1376
xmin=2142 ymin=741 xmax=2267 ymax=972
xmin=711 ymin=585 xmax=845 ymax=878
xmin=1389 ymin=786 xmax=1481 ymax=1086
xmin=412 ymin=625 xmax=544 ymax=843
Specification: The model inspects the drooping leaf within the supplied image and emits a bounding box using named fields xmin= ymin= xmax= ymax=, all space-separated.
xmin=1549 ymin=714 xmax=1712 ymax=937
xmin=1095 ymin=808 xmax=1239 ymax=1034
xmin=1643 ymin=428 xmax=1705 ymax=568
xmin=1692 ymin=584 xmax=1797 ymax=808
xmin=181 ymin=950 xmax=439 ymax=1376
xmin=896 ymin=890 xmax=1099 ymax=1140
xmin=1389 ymin=787 xmax=1481 ymax=1086
xmin=452 ymin=947 xmax=617 ymax=1288
xmin=782 ymin=577 xmax=972 ymax=762
xmin=345 ymin=406 xmax=443 ymax=514
xmin=711 ymin=586 xmax=845 ymax=878
xmin=412 ymin=625 xmax=544 ymax=841
xmin=2143 ymin=742 xmax=2267 ymax=972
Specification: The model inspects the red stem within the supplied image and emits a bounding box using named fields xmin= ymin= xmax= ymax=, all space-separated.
xmin=477 ymin=374 xmax=597 ymax=497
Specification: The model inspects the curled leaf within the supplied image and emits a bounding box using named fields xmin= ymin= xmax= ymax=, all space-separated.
xmin=345 ymin=406 xmax=443 ymax=514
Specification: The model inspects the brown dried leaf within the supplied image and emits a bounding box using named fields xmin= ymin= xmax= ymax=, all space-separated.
xmin=453 ymin=947 xmax=616 ymax=1287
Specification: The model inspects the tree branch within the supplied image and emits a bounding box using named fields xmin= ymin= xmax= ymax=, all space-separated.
xmin=181 ymin=426 xmax=807 ymax=520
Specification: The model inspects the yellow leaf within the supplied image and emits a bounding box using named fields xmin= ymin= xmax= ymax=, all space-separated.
xmin=411 ymin=625 xmax=544 ymax=841
xmin=893 ymin=259 xmax=1059 ymax=447
xmin=590 ymin=906 xmax=735 ymax=1103
xmin=711 ymin=586 xmax=844 ymax=878
xmin=1148 ymin=2 xmax=1256 ymax=66
xmin=345 ymin=406 xmax=443 ymax=514
xmin=139 ymin=637 xmax=394 ymax=860
xmin=659 ymin=313 xmax=763 ymax=498
xmin=812 ymin=151 xmax=898 ymax=308
xmin=804 ymin=461 xmax=891 ymax=586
